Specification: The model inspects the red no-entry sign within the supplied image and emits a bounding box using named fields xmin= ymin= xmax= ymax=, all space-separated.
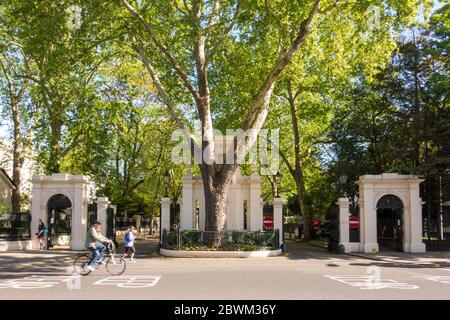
xmin=263 ymin=216 xmax=273 ymax=229
xmin=349 ymin=215 xmax=359 ymax=229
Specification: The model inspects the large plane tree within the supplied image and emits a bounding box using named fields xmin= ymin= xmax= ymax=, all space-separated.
xmin=119 ymin=0 xmax=426 ymax=236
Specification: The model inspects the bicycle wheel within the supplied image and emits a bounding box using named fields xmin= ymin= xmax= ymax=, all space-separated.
xmin=106 ymin=255 xmax=126 ymax=276
xmin=73 ymin=254 xmax=92 ymax=276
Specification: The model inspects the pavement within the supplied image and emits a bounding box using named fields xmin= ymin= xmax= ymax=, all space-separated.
xmin=1 ymin=239 xmax=450 ymax=300
xmin=347 ymin=251 xmax=450 ymax=267
xmin=307 ymin=238 xmax=450 ymax=267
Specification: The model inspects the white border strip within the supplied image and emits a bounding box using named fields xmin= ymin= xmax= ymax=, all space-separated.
xmin=160 ymin=248 xmax=282 ymax=258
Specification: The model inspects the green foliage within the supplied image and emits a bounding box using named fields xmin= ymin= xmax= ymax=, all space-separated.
xmin=0 ymin=0 xmax=442 ymax=223
xmin=327 ymin=4 xmax=449 ymax=204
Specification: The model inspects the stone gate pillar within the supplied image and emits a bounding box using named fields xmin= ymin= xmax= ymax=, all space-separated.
xmin=181 ymin=173 xmax=194 ymax=230
xmin=249 ymin=172 xmax=263 ymax=231
xmin=160 ymin=197 xmax=171 ymax=242
xmin=358 ymin=180 xmax=379 ymax=253
xmin=96 ymin=197 xmax=110 ymax=236
xmin=337 ymin=197 xmax=351 ymax=253
xmin=273 ymin=197 xmax=284 ymax=247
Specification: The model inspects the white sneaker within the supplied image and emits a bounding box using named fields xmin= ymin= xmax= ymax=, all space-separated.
xmin=130 ymin=259 xmax=136 ymax=263
xmin=87 ymin=265 xmax=95 ymax=272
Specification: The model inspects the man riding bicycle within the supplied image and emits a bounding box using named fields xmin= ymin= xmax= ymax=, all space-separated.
xmin=85 ymin=221 xmax=112 ymax=272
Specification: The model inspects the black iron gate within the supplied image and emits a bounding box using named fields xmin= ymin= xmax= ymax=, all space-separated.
xmin=376 ymin=195 xmax=404 ymax=251
xmin=423 ymin=211 xmax=450 ymax=251
xmin=87 ymin=202 xmax=97 ymax=230
xmin=170 ymin=204 xmax=180 ymax=230
xmin=106 ymin=206 xmax=116 ymax=241
xmin=47 ymin=194 xmax=72 ymax=248
xmin=327 ymin=203 xmax=340 ymax=252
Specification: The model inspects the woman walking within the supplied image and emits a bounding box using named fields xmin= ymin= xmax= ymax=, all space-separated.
xmin=36 ymin=219 xmax=46 ymax=250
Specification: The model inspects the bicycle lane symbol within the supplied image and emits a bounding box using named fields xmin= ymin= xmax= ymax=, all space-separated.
xmin=0 ymin=274 xmax=81 ymax=290
xmin=93 ymin=276 xmax=162 ymax=288
xmin=324 ymin=275 xmax=420 ymax=290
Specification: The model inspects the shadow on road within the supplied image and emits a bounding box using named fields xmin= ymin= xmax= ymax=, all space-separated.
xmin=283 ymin=240 xmax=354 ymax=263
xmin=282 ymin=241 xmax=450 ymax=269
xmin=114 ymin=238 xmax=159 ymax=259
xmin=349 ymin=261 xmax=450 ymax=269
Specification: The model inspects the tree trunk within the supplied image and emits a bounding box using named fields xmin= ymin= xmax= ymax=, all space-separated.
xmin=200 ymin=163 xmax=235 ymax=245
xmin=11 ymin=156 xmax=22 ymax=213
xmin=48 ymin=119 xmax=62 ymax=174
xmin=11 ymin=100 xmax=22 ymax=213
xmin=286 ymin=82 xmax=312 ymax=240
xmin=297 ymin=187 xmax=311 ymax=240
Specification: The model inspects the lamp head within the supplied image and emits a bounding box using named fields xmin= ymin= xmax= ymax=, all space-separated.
xmin=275 ymin=170 xmax=282 ymax=183
xmin=163 ymin=170 xmax=170 ymax=184
xmin=339 ymin=173 xmax=348 ymax=184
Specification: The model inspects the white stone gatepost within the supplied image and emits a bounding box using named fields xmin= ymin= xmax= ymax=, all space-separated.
xmin=336 ymin=197 xmax=361 ymax=253
xmin=96 ymin=197 xmax=110 ymax=235
xmin=181 ymin=172 xmax=194 ymax=230
xmin=249 ymin=172 xmax=263 ymax=231
xmin=273 ymin=197 xmax=284 ymax=246
xmin=31 ymin=174 xmax=91 ymax=250
xmin=160 ymin=197 xmax=171 ymax=241
xmin=227 ymin=176 xmax=242 ymax=230
xmin=358 ymin=179 xmax=379 ymax=253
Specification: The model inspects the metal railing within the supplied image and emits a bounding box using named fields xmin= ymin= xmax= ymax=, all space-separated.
xmin=161 ymin=229 xmax=280 ymax=251
xmin=423 ymin=217 xmax=450 ymax=251
xmin=0 ymin=213 xmax=31 ymax=241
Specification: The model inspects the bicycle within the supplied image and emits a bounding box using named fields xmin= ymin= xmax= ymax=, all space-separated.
xmin=72 ymin=241 xmax=126 ymax=276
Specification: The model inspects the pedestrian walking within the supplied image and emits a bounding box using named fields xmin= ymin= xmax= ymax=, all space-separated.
xmin=123 ymin=226 xmax=136 ymax=263
xmin=36 ymin=219 xmax=46 ymax=250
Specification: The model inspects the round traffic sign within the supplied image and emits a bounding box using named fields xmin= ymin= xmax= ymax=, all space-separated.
xmin=263 ymin=216 xmax=273 ymax=229
xmin=349 ymin=215 xmax=359 ymax=229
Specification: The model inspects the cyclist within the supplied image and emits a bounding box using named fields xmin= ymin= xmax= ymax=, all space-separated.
xmin=85 ymin=221 xmax=112 ymax=272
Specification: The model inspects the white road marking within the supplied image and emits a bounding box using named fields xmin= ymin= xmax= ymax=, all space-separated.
xmin=414 ymin=275 xmax=450 ymax=285
xmin=0 ymin=275 xmax=80 ymax=289
xmin=325 ymin=275 xmax=419 ymax=290
xmin=439 ymin=268 xmax=450 ymax=272
xmin=94 ymin=276 xmax=161 ymax=288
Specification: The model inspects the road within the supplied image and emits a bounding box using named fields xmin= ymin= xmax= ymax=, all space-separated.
xmin=1 ymin=239 xmax=450 ymax=300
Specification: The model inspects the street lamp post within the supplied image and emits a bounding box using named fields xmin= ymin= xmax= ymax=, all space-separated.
xmin=274 ymin=171 xmax=282 ymax=198
xmin=98 ymin=172 xmax=107 ymax=197
xmin=339 ymin=173 xmax=348 ymax=198
xmin=163 ymin=170 xmax=170 ymax=198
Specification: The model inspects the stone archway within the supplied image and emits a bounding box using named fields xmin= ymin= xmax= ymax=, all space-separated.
xmin=47 ymin=194 xmax=72 ymax=248
xmin=31 ymin=174 xmax=91 ymax=250
xmin=356 ymin=174 xmax=426 ymax=253
xmin=376 ymin=194 xmax=404 ymax=252
xmin=338 ymin=174 xmax=426 ymax=253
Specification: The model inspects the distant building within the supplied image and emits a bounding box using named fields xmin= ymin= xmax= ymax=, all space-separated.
xmin=0 ymin=168 xmax=16 ymax=213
